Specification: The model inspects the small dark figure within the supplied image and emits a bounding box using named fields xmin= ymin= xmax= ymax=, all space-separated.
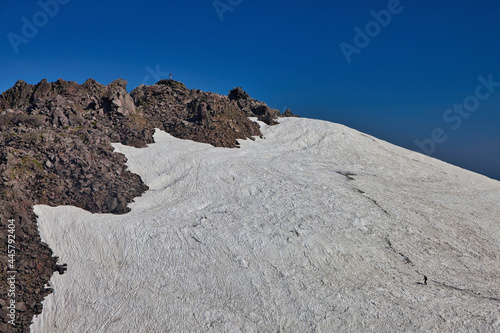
xmin=169 ymin=73 xmax=172 ymax=80
xmin=423 ymin=275 xmax=428 ymax=285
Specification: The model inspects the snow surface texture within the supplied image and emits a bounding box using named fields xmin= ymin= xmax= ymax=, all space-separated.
xmin=32 ymin=118 xmax=500 ymax=332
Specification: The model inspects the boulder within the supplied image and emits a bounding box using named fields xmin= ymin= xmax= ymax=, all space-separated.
xmin=228 ymin=87 xmax=250 ymax=100
xmin=104 ymin=79 xmax=136 ymax=116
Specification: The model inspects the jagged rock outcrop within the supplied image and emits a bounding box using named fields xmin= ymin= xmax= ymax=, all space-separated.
xmin=0 ymin=78 xmax=294 ymax=332
xmin=282 ymin=107 xmax=298 ymax=117
xmin=130 ymin=80 xmax=264 ymax=148
xmin=228 ymin=86 xmax=281 ymax=125
xmin=102 ymin=79 xmax=136 ymax=117
xmin=0 ymin=79 xmax=151 ymax=333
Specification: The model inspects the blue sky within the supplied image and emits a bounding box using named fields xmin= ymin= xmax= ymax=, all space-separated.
xmin=1 ymin=0 xmax=499 ymax=180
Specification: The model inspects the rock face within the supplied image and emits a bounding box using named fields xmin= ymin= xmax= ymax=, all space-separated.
xmin=103 ymin=78 xmax=137 ymax=117
xmin=197 ymin=102 xmax=210 ymax=126
xmin=228 ymin=86 xmax=282 ymax=125
xmin=282 ymin=107 xmax=298 ymax=117
xmin=130 ymin=80 xmax=267 ymax=148
xmin=0 ymin=78 xmax=292 ymax=332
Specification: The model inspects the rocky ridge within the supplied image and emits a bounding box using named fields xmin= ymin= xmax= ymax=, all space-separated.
xmin=0 ymin=78 xmax=296 ymax=332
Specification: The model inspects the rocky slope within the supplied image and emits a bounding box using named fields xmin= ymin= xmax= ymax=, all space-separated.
xmin=0 ymin=78 xmax=295 ymax=332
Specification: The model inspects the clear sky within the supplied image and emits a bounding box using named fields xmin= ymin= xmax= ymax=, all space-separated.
xmin=1 ymin=0 xmax=499 ymax=180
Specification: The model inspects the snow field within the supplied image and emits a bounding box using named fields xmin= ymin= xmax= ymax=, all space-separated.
xmin=32 ymin=118 xmax=500 ymax=332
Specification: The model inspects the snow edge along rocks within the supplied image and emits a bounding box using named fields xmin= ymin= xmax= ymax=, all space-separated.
xmin=0 ymin=78 xmax=297 ymax=332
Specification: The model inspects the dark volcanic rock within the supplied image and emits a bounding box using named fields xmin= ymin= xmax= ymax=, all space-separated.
xmin=130 ymin=81 xmax=264 ymax=147
xmin=228 ymin=86 xmax=249 ymax=100
xmin=228 ymin=87 xmax=281 ymax=125
xmin=102 ymin=79 xmax=137 ymax=117
xmin=282 ymin=107 xmax=298 ymax=117
xmin=197 ymin=102 xmax=210 ymax=126
xmin=0 ymin=78 xmax=292 ymax=331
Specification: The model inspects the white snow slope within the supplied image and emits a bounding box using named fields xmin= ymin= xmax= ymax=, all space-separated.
xmin=31 ymin=118 xmax=500 ymax=332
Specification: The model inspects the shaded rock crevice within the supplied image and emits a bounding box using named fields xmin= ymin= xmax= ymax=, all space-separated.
xmin=431 ymin=280 xmax=500 ymax=303
xmin=384 ymin=236 xmax=413 ymax=265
